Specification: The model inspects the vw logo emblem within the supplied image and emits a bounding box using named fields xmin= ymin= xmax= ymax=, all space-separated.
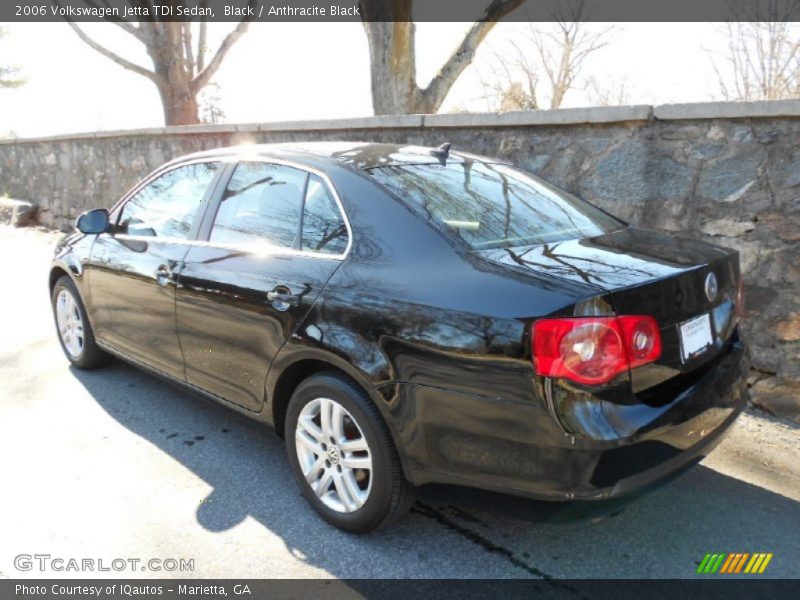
xmin=327 ymin=446 xmax=340 ymax=465
xmin=704 ymin=272 xmax=718 ymax=302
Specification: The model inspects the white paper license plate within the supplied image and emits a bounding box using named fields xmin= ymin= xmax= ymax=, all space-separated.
xmin=679 ymin=313 xmax=714 ymax=363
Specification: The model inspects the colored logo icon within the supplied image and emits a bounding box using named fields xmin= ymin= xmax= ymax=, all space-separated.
xmin=697 ymin=552 xmax=773 ymax=574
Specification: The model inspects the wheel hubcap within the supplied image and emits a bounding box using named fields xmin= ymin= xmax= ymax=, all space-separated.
xmin=55 ymin=289 xmax=84 ymax=359
xmin=295 ymin=397 xmax=372 ymax=513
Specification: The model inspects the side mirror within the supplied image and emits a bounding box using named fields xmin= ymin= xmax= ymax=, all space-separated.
xmin=75 ymin=208 xmax=110 ymax=235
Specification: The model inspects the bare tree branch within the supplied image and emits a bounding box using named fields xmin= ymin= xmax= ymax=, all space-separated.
xmin=478 ymin=0 xmax=616 ymax=111
xmin=585 ymin=75 xmax=632 ymax=106
xmin=423 ymin=0 xmax=527 ymax=110
xmin=191 ymin=20 xmax=250 ymax=93
xmin=65 ymin=21 xmax=164 ymax=88
xmin=711 ymin=18 xmax=800 ymax=101
xmin=182 ymin=23 xmax=194 ymax=77
xmin=196 ymin=6 xmax=208 ymax=72
xmin=81 ymin=0 xmax=147 ymax=41
xmin=57 ymin=0 xmax=250 ymax=124
xmin=361 ymin=0 xmax=526 ymax=113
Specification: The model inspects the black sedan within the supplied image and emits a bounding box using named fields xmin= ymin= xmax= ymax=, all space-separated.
xmin=50 ymin=142 xmax=747 ymax=532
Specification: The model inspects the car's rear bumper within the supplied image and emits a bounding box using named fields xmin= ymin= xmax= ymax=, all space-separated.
xmin=392 ymin=334 xmax=747 ymax=501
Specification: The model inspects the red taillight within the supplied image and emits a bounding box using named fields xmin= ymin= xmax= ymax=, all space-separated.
xmin=532 ymin=316 xmax=662 ymax=385
xmin=617 ymin=316 xmax=661 ymax=368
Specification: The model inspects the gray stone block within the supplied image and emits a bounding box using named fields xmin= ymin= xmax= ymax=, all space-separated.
xmin=749 ymin=377 xmax=800 ymax=423
xmin=696 ymin=150 xmax=765 ymax=202
xmin=257 ymin=115 xmax=425 ymax=132
xmin=582 ymin=140 xmax=694 ymax=202
xmin=424 ymin=105 xmax=652 ymax=128
xmin=654 ymin=99 xmax=800 ymax=120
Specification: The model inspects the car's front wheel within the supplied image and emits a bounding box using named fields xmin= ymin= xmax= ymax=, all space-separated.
xmin=285 ymin=372 xmax=415 ymax=533
xmin=52 ymin=276 xmax=110 ymax=369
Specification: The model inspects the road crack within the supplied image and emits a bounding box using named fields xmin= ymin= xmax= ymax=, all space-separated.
xmin=412 ymin=502 xmax=576 ymax=592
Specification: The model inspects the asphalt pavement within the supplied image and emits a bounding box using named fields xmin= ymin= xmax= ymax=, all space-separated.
xmin=1 ymin=226 xmax=798 ymax=580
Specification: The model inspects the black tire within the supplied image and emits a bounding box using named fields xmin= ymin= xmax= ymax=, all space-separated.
xmin=285 ymin=371 xmax=415 ymax=533
xmin=51 ymin=275 xmax=110 ymax=370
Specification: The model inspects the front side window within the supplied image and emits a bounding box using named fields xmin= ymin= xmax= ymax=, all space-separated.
xmin=368 ymin=161 xmax=623 ymax=250
xmin=118 ymin=162 xmax=219 ymax=239
xmin=301 ymin=174 xmax=348 ymax=255
xmin=210 ymin=162 xmax=306 ymax=248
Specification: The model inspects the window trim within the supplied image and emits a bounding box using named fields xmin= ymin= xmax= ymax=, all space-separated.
xmin=198 ymin=156 xmax=353 ymax=261
xmin=108 ymin=155 xmax=353 ymax=261
xmin=111 ymin=158 xmax=226 ymax=243
xmin=299 ymin=171 xmax=351 ymax=257
xmin=204 ymin=160 xmax=309 ymax=252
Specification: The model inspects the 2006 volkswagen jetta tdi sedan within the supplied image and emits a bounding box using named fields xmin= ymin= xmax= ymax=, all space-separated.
xmin=50 ymin=142 xmax=747 ymax=532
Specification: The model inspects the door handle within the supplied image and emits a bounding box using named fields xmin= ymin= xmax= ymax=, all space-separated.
xmin=155 ymin=266 xmax=171 ymax=286
xmin=267 ymin=286 xmax=301 ymax=307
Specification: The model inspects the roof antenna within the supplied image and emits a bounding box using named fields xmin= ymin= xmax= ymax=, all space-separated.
xmin=430 ymin=142 xmax=451 ymax=165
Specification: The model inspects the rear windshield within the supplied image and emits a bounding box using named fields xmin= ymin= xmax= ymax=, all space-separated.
xmin=368 ymin=161 xmax=623 ymax=250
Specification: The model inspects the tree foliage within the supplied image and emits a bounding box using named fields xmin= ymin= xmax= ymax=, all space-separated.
xmin=199 ymin=81 xmax=226 ymax=124
xmin=0 ymin=27 xmax=25 ymax=89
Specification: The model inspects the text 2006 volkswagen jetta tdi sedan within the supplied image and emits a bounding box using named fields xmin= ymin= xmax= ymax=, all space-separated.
xmin=50 ymin=142 xmax=747 ymax=532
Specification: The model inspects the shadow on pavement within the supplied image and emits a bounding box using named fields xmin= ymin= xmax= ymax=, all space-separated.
xmin=70 ymin=359 xmax=800 ymax=578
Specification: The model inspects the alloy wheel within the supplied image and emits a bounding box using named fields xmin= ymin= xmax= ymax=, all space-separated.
xmin=55 ymin=289 xmax=84 ymax=359
xmin=294 ymin=397 xmax=373 ymax=513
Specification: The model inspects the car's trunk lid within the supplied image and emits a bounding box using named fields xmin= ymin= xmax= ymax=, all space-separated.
xmin=477 ymin=227 xmax=741 ymax=392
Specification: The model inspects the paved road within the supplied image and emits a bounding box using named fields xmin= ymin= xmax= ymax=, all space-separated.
xmin=1 ymin=226 xmax=798 ymax=580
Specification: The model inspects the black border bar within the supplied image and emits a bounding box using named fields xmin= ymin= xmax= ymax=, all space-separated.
xmin=4 ymin=579 xmax=800 ymax=600
xmin=4 ymin=0 xmax=800 ymax=23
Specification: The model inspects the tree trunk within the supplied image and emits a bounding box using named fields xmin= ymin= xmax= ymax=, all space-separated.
xmin=157 ymin=83 xmax=200 ymax=126
xmin=362 ymin=0 xmax=526 ymax=115
xmin=365 ymin=21 xmax=468 ymax=115
xmin=364 ymin=22 xmax=425 ymax=114
xmin=150 ymin=23 xmax=201 ymax=126
xmin=66 ymin=16 xmax=249 ymax=127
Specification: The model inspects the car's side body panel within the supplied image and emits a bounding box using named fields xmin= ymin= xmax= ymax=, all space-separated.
xmin=381 ymin=335 xmax=746 ymax=497
xmin=87 ymin=236 xmax=190 ymax=379
xmin=51 ymin=233 xmax=92 ymax=289
xmin=177 ymin=246 xmax=342 ymax=411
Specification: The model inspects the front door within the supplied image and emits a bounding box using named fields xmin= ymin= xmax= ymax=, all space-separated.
xmin=88 ymin=161 xmax=222 ymax=379
xmin=175 ymin=162 xmax=350 ymax=411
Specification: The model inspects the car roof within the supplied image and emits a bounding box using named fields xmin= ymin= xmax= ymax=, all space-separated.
xmin=172 ymin=141 xmax=505 ymax=171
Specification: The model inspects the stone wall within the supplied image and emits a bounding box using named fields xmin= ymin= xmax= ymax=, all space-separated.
xmin=1 ymin=101 xmax=798 ymax=418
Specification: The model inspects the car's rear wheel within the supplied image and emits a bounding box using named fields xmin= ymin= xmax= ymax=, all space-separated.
xmin=52 ymin=276 xmax=110 ymax=369
xmin=285 ymin=372 xmax=415 ymax=533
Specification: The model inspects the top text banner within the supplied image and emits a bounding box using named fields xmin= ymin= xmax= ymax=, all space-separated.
xmin=4 ymin=0 xmax=800 ymax=22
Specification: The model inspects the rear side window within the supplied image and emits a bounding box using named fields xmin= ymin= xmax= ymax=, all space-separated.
xmin=301 ymin=174 xmax=348 ymax=255
xmin=368 ymin=161 xmax=623 ymax=250
xmin=118 ymin=162 xmax=219 ymax=239
xmin=210 ymin=162 xmax=306 ymax=247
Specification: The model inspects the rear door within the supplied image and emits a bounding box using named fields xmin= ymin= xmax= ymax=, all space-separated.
xmin=175 ymin=161 xmax=350 ymax=411
xmin=88 ymin=161 xmax=222 ymax=379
